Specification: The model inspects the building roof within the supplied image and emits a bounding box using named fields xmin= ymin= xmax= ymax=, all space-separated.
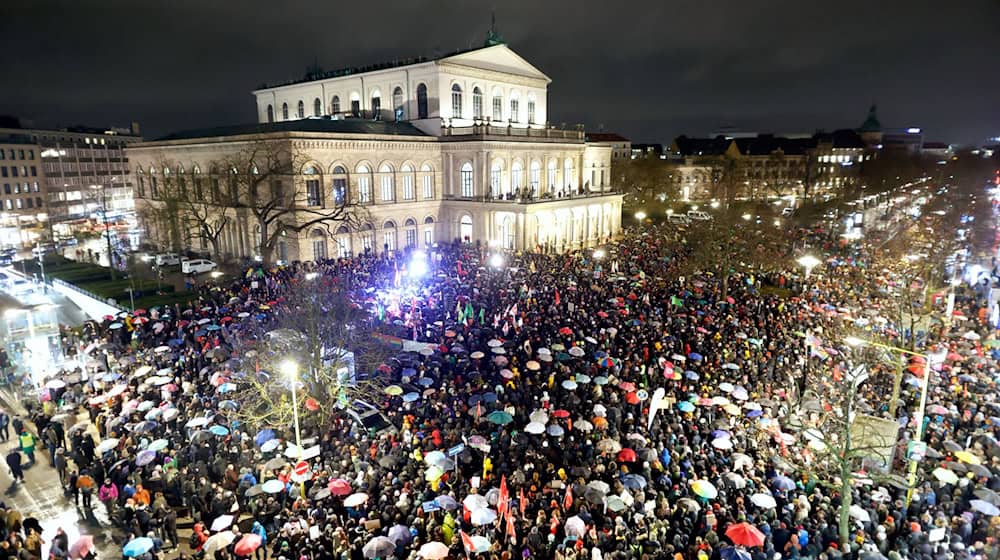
xmin=813 ymin=129 xmax=865 ymax=149
xmin=585 ymin=132 xmax=630 ymax=143
xmin=153 ymin=118 xmax=429 ymax=142
xmin=922 ymin=142 xmax=950 ymax=150
xmin=672 ymin=136 xmax=731 ymax=156
xmin=733 ymin=135 xmax=812 ymax=156
xmin=858 ymin=104 xmax=882 ymax=133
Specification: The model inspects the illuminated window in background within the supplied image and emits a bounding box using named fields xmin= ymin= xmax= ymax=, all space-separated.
xmin=451 ymin=84 xmax=463 ymax=119
xmin=472 ymin=87 xmax=483 ymax=119
xmin=492 ymin=89 xmax=503 ymax=121
xmin=460 ymin=162 xmax=474 ymax=197
xmin=331 ymin=96 xmax=341 ymax=114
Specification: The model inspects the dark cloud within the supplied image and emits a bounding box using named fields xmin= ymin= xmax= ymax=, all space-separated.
xmin=1 ymin=0 xmax=998 ymax=143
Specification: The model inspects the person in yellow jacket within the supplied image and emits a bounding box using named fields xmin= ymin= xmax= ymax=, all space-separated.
xmin=482 ymin=457 xmax=493 ymax=482
xmin=441 ymin=512 xmax=456 ymax=545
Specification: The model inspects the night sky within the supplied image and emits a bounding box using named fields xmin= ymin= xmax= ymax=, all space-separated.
xmin=3 ymin=0 xmax=998 ymax=144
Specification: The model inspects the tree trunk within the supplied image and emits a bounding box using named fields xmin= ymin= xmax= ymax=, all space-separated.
xmin=839 ymin=463 xmax=852 ymax=550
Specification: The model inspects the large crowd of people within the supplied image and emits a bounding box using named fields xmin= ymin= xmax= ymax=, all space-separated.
xmin=9 ymin=193 xmax=1000 ymax=560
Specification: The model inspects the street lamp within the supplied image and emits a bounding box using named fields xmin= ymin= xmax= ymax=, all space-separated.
xmin=280 ymin=359 xmax=305 ymax=495
xmin=634 ymin=211 xmax=647 ymax=222
xmin=844 ymin=335 xmax=930 ymax=508
xmin=796 ymin=255 xmax=821 ymax=279
xmin=489 ymin=253 xmax=504 ymax=269
xmin=592 ymin=248 xmax=606 ymax=260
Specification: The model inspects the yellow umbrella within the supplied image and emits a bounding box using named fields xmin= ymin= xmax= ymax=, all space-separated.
xmin=385 ymin=385 xmax=403 ymax=396
xmin=955 ymin=451 xmax=982 ymax=465
xmin=932 ymin=467 xmax=959 ymax=485
xmin=425 ymin=465 xmax=445 ymax=482
xmin=690 ymin=479 xmax=718 ymax=499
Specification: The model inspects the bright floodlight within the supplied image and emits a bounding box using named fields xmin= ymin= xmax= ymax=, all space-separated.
xmin=797 ymin=255 xmax=820 ymax=269
xmin=666 ymin=209 xmax=674 ymax=215
xmin=210 ymin=271 xmax=224 ymax=279
xmin=710 ymin=201 xmax=720 ymax=209
xmin=305 ymin=272 xmax=319 ymax=281
xmin=635 ymin=211 xmax=647 ymax=221
xmin=489 ymin=254 xmax=504 ymax=268
xmin=593 ymin=249 xmax=606 ymax=260
xmin=844 ymin=336 xmax=866 ymax=347
xmin=409 ymin=254 xmax=428 ymax=278
xmin=742 ymin=213 xmax=752 ymax=221
xmin=280 ymin=360 xmax=298 ymax=379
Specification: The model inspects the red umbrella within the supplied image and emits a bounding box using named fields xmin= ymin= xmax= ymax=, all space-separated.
xmin=617 ymin=448 xmax=637 ymax=462
xmin=625 ymin=392 xmax=641 ymax=405
xmin=618 ymin=381 xmax=636 ymax=392
xmin=725 ymin=522 xmax=765 ymax=547
xmin=559 ymin=327 xmax=574 ymax=336
xmin=552 ymin=409 xmax=570 ymax=419
xmin=946 ymin=352 xmax=963 ymax=362
xmin=597 ymin=311 xmax=609 ymax=318
xmin=305 ymin=398 xmax=320 ymax=411
xmin=133 ymin=309 xmax=148 ymax=316
xmin=328 ymin=478 xmax=352 ymax=496
xmin=234 ymin=534 xmax=262 ymax=556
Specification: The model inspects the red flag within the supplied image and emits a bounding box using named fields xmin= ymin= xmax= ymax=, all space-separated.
xmin=497 ymin=475 xmax=510 ymax=516
xmin=460 ymin=530 xmax=475 ymax=552
xmin=518 ymin=487 xmax=526 ymax=516
xmin=506 ymin=513 xmax=517 ymax=541
xmin=563 ymin=483 xmax=573 ymax=511
xmin=554 ymin=289 xmax=561 ymax=306
xmin=475 ymin=402 xmax=482 ymax=419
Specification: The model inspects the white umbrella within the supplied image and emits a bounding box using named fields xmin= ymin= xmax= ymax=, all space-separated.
xmin=96 ymin=438 xmax=119 ymax=453
xmin=711 ymin=438 xmax=733 ymax=450
xmin=463 ymin=494 xmax=489 ymax=510
xmin=185 ymin=417 xmax=209 ymax=428
xmin=718 ymin=382 xmax=734 ymax=393
xmin=203 ymin=531 xmax=235 ymax=555
xmin=750 ymin=493 xmax=777 ymax=509
xmin=588 ymin=480 xmax=611 ymax=494
xmin=210 ymin=514 xmax=234 ymax=532
xmin=575 ymin=420 xmax=594 ymax=432
xmin=418 ymin=542 xmax=449 ymax=560
xmin=134 ymin=365 xmax=154 ymax=377
xmin=470 ymin=508 xmax=497 ymax=525
xmin=849 ymin=504 xmax=871 ymax=522
xmin=524 ymin=422 xmax=546 ymax=434
xmin=344 ymin=492 xmax=369 ymax=507
xmin=732 ymin=453 xmax=753 ymax=470
xmin=45 ymin=379 xmax=66 ymax=390
xmin=565 ymin=515 xmax=586 ymax=537
xmin=529 ymin=410 xmax=549 ymax=423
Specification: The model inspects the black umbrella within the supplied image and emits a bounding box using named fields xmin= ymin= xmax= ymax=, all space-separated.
xmin=943 ymin=440 xmax=963 ymax=452
xmin=264 ymin=457 xmax=286 ymax=472
xmin=245 ymin=484 xmax=265 ymax=497
xmin=190 ymin=430 xmax=213 ymax=445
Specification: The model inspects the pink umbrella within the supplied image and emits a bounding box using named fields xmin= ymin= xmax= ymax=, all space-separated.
xmin=234 ymin=534 xmax=262 ymax=556
xmin=328 ymin=478 xmax=352 ymax=496
xmin=69 ymin=536 xmax=94 ymax=559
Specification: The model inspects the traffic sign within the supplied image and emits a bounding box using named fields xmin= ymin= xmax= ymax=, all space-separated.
xmin=294 ymin=460 xmax=310 ymax=476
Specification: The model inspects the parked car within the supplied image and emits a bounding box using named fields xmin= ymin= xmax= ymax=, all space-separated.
xmin=781 ymin=207 xmax=795 ymax=216
xmin=31 ymin=243 xmax=55 ymax=258
xmin=181 ymin=258 xmax=217 ymax=274
xmin=686 ymin=210 xmax=712 ymax=221
xmin=154 ymin=253 xmax=181 ymax=267
xmin=666 ymin=214 xmax=690 ymax=225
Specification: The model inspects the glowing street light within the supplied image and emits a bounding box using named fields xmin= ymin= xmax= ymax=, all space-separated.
xmin=709 ymin=201 xmax=720 ymax=209
xmin=280 ymin=359 xmax=305 ymax=495
xmin=593 ymin=248 xmax=606 ymax=260
xmin=489 ymin=254 xmax=504 ymax=269
xmin=741 ymin=213 xmax=752 ymax=221
xmin=634 ymin=211 xmax=647 ymax=221
xmin=796 ymin=255 xmax=821 ymax=279
xmin=304 ymin=272 xmax=319 ymax=281
xmin=409 ymin=250 xmax=428 ymax=278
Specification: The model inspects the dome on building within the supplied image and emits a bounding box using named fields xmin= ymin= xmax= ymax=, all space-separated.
xmin=858 ymin=104 xmax=881 ymax=133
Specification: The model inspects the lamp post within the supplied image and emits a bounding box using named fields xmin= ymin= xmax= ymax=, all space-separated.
xmin=280 ymin=359 xmax=305 ymax=496
xmin=844 ymin=335 xmax=931 ymax=508
xmin=634 ymin=211 xmax=646 ymax=224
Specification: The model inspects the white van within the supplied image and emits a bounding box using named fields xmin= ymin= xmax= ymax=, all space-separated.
xmin=181 ymin=259 xmax=217 ymax=274
xmin=687 ymin=210 xmax=711 ymax=221
xmin=667 ymin=214 xmax=690 ymax=225
xmin=155 ymin=253 xmax=180 ymax=267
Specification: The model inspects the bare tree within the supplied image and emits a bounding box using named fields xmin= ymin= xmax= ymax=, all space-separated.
xmin=709 ymin=155 xmax=744 ymax=208
xmin=229 ymin=277 xmax=392 ymax=431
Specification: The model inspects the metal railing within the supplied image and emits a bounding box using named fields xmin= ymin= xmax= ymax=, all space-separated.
xmin=443 ymin=187 xmax=619 ymax=204
xmin=52 ymin=278 xmax=127 ymax=312
xmin=442 ymin=122 xmax=585 ymax=141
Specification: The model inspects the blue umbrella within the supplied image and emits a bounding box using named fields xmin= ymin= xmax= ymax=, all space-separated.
xmin=133 ymin=421 xmax=158 ymax=434
xmin=622 ymin=474 xmax=647 ymax=489
xmin=219 ymin=400 xmax=238 ymax=410
xmin=467 ymin=395 xmax=483 ymax=406
xmin=206 ymin=325 xmax=222 ymax=331
xmin=546 ymin=424 xmax=565 ymax=437
xmin=123 ymin=537 xmax=154 ymax=557
xmin=255 ymin=429 xmax=276 ymax=447
xmin=712 ymin=430 xmax=730 ymax=439
xmin=720 ymin=547 xmax=751 ymax=560
xmin=416 ymin=377 xmax=434 ymax=387
xmin=685 ymin=371 xmax=699 ymax=380
xmin=747 ymin=410 xmax=763 ymax=418
xmin=482 ymin=392 xmax=498 ymax=403
xmin=678 ymin=401 xmax=695 ymax=413
xmin=209 ymin=425 xmax=230 ymax=436
xmin=402 ymin=392 xmax=420 ymax=403
xmin=772 ymin=475 xmax=796 ymax=491
xmin=218 ymin=382 xmax=237 ymax=393
xmin=435 ymin=495 xmax=459 ymax=510
xmin=135 ymin=449 xmax=157 ymax=466
xmin=401 ymin=368 xmax=417 ymax=377
xmin=168 ymin=338 xmax=184 ymax=347
xmin=688 ymin=352 xmax=703 ymax=361
xmin=194 ymin=329 xmax=207 ymax=337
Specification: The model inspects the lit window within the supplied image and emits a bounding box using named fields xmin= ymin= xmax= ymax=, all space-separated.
xmin=392 ymin=87 xmax=404 ymax=121
xmin=490 ymin=162 xmax=502 ymax=198
xmin=460 ymin=162 xmax=474 ymax=197
xmin=357 ymin=165 xmax=371 ymax=203
xmin=527 ymin=98 xmax=536 ymax=124
xmin=510 ymin=92 xmax=520 ymax=123
xmin=472 ymin=87 xmax=483 ymax=119
xmin=297 ymin=100 xmax=305 ymax=119
xmin=492 ymin=90 xmax=503 ymax=121
xmin=401 ymin=164 xmax=415 ymax=200
xmin=421 ymin=164 xmax=433 ymax=199
xmin=331 ymin=95 xmax=341 ymax=114
xmin=451 ymin=84 xmax=463 ymax=119
xmin=282 ymin=103 xmax=289 ymax=120
xmin=371 ymin=89 xmax=381 ymax=118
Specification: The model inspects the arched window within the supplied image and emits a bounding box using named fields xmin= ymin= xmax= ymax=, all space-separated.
xmin=450 ymin=84 xmax=463 ymax=119
xmin=401 ymin=164 xmax=415 ymax=200
xmin=420 ymin=163 xmax=433 ymax=199
xmin=282 ymin=103 xmax=289 ymax=120
xmin=349 ymin=92 xmax=361 ymax=117
xmin=392 ymin=87 xmax=404 ymax=121
xmin=404 ymin=218 xmax=417 ymax=248
xmin=304 ymin=165 xmax=322 ymax=207
xmin=331 ymin=95 xmax=341 ymax=114
xmin=382 ymin=220 xmax=397 ymax=252
xmin=313 ymin=98 xmax=322 ymax=117
xmin=529 ymin=160 xmax=541 ymax=194
xmin=356 ymin=164 xmax=372 ymax=203
xmin=490 ymin=161 xmax=503 ymax=198
xmin=331 ymin=165 xmax=347 ymax=205
xmin=266 ymin=104 xmax=274 ymax=123
xmin=492 ymin=88 xmax=503 ymax=121
xmin=136 ymin=168 xmax=145 ymax=197
xmin=378 ymin=163 xmax=394 ymax=202
xmin=547 ymin=159 xmax=558 ymax=193
xmin=423 ymin=216 xmax=434 ymax=245
xmin=511 ymin=161 xmax=523 ymax=193
xmin=297 ymin=100 xmax=305 ymax=119
xmin=416 ymin=84 xmax=428 ymax=119
xmin=370 ymin=89 xmax=381 ymax=118
xmin=472 ymin=87 xmax=483 ymax=119
xmin=564 ymin=159 xmax=574 ymax=190
xmin=510 ymin=91 xmax=520 ymax=123
xmin=460 ymin=215 xmax=473 ymax=243
xmin=311 ymin=228 xmax=327 ymax=261
xmin=527 ymin=93 xmax=537 ymax=124
xmin=360 ymin=223 xmax=375 ymax=253
xmin=501 ymin=215 xmax=515 ymax=249
xmin=460 ymin=162 xmax=474 ymax=198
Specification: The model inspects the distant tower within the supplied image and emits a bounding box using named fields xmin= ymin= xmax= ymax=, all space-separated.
xmin=484 ymin=11 xmax=506 ymax=46
xmin=857 ymin=104 xmax=883 ymax=148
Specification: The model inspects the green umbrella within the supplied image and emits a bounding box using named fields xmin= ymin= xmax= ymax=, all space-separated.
xmin=487 ymin=411 xmax=513 ymax=425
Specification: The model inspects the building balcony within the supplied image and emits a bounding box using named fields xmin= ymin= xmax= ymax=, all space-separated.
xmin=441 ymin=121 xmax=585 ymax=142
xmin=443 ymin=187 xmax=619 ymax=205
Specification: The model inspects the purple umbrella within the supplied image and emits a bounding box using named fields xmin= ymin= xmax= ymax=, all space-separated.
xmin=135 ymin=449 xmax=157 ymax=467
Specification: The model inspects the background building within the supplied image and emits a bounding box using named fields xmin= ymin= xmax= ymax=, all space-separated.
xmin=0 ymin=134 xmax=46 ymax=247
xmin=131 ymin=38 xmax=622 ymax=262
xmin=0 ymin=120 xmax=143 ymax=239
xmin=585 ymin=133 xmax=631 ymax=161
